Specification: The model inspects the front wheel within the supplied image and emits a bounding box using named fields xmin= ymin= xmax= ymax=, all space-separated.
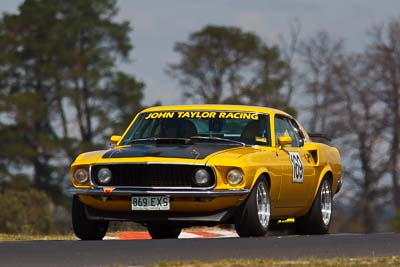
xmin=296 ymin=177 xmax=332 ymax=234
xmin=147 ymin=222 xmax=182 ymax=239
xmin=234 ymin=177 xmax=270 ymax=237
xmin=72 ymin=195 xmax=109 ymax=240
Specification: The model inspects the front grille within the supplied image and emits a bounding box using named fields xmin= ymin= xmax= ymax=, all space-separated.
xmin=91 ymin=164 xmax=215 ymax=189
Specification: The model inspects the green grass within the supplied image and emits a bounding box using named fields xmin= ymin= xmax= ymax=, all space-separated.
xmin=0 ymin=233 xmax=78 ymax=241
xmin=150 ymin=257 xmax=400 ymax=267
xmin=0 ymin=232 xmax=123 ymax=241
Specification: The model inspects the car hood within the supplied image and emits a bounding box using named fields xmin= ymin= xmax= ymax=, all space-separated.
xmin=102 ymin=143 xmax=243 ymax=160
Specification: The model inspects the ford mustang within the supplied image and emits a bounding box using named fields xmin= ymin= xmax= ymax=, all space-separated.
xmin=68 ymin=105 xmax=342 ymax=239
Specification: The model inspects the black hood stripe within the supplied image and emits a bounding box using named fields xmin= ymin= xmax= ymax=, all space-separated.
xmin=102 ymin=144 xmax=240 ymax=159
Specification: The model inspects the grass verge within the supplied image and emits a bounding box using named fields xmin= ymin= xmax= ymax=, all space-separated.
xmin=150 ymin=257 xmax=400 ymax=267
xmin=0 ymin=233 xmax=78 ymax=241
xmin=0 ymin=232 xmax=123 ymax=241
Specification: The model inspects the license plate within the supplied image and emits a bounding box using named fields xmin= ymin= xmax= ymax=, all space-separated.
xmin=131 ymin=196 xmax=170 ymax=211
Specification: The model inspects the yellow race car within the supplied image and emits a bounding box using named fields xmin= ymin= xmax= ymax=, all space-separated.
xmin=68 ymin=105 xmax=342 ymax=239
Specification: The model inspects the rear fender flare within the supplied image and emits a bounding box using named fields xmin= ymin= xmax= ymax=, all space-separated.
xmin=312 ymin=165 xmax=333 ymax=201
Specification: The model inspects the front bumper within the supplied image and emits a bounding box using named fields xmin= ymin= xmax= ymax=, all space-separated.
xmin=84 ymin=204 xmax=238 ymax=224
xmin=67 ymin=187 xmax=250 ymax=197
xmin=68 ymin=187 xmax=250 ymax=224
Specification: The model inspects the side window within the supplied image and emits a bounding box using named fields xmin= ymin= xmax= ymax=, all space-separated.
xmin=274 ymin=116 xmax=301 ymax=147
xmin=289 ymin=119 xmax=305 ymax=147
xmin=240 ymin=115 xmax=271 ymax=146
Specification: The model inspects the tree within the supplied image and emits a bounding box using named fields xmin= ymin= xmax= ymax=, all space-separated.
xmin=167 ymin=25 xmax=289 ymax=111
xmin=367 ymin=19 xmax=400 ymax=211
xmin=0 ymin=0 xmax=144 ymax=200
xmin=298 ymin=30 xmax=390 ymax=232
xmin=331 ymin=54 xmax=390 ymax=232
xmin=241 ymin=45 xmax=288 ymax=109
xmin=297 ymin=30 xmax=345 ymax=133
xmin=60 ymin=0 xmax=136 ymax=144
xmin=104 ymin=71 xmax=145 ymax=135
xmin=278 ymin=18 xmax=302 ymax=114
xmin=0 ymin=0 xmax=66 ymax=193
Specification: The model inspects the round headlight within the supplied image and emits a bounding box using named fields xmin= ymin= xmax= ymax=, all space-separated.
xmin=97 ymin=168 xmax=112 ymax=184
xmin=194 ymin=168 xmax=210 ymax=186
xmin=227 ymin=169 xmax=244 ymax=185
xmin=74 ymin=168 xmax=89 ymax=184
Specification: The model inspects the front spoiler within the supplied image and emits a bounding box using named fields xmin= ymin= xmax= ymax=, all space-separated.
xmin=67 ymin=187 xmax=250 ymax=197
xmin=84 ymin=204 xmax=238 ymax=224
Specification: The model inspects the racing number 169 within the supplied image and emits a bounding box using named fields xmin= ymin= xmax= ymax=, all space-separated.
xmin=289 ymin=152 xmax=304 ymax=183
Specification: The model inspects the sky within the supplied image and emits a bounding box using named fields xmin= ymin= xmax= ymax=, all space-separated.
xmin=1 ymin=0 xmax=400 ymax=105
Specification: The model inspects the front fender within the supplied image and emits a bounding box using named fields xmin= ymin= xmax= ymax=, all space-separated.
xmin=251 ymin=167 xmax=270 ymax=189
xmin=250 ymin=167 xmax=281 ymax=204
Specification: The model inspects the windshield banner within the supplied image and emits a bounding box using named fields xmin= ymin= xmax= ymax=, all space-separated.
xmin=144 ymin=111 xmax=258 ymax=120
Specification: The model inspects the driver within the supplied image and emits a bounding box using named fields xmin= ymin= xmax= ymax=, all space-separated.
xmin=160 ymin=119 xmax=180 ymax=138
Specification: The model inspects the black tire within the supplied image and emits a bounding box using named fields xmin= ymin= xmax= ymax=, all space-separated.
xmin=234 ymin=177 xmax=270 ymax=237
xmin=147 ymin=222 xmax=182 ymax=239
xmin=72 ymin=195 xmax=109 ymax=240
xmin=295 ymin=177 xmax=332 ymax=234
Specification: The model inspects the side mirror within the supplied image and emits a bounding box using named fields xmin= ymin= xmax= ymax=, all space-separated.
xmin=278 ymin=135 xmax=292 ymax=147
xmin=110 ymin=135 xmax=122 ymax=145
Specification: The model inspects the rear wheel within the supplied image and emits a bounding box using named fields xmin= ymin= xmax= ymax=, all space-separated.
xmin=72 ymin=195 xmax=109 ymax=240
xmin=234 ymin=177 xmax=270 ymax=237
xmin=296 ymin=177 xmax=332 ymax=234
xmin=147 ymin=222 xmax=182 ymax=239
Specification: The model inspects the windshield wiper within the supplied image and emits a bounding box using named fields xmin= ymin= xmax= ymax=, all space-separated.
xmin=189 ymin=136 xmax=245 ymax=146
xmin=128 ymin=137 xmax=191 ymax=145
xmin=128 ymin=136 xmax=245 ymax=146
xmin=127 ymin=137 xmax=159 ymax=144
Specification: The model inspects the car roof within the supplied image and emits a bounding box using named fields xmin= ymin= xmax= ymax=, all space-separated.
xmin=141 ymin=104 xmax=291 ymax=117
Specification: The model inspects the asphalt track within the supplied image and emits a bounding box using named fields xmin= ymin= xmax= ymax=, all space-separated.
xmin=1 ymin=233 xmax=400 ymax=266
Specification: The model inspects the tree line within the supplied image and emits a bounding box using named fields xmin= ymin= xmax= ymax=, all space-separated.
xmin=0 ymin=0 xmax=144 ymax=198
xmin=0 ymin=0 xmax=145 ymax=233
xmin=0 ymin=0 xmax=399 ymax=233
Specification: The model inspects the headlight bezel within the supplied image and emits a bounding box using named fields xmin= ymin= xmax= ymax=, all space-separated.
xmin=73 ymin=168 xmax=89 ymax=184
xmin=193 ymin=168 xmax=211 ymax=186
xmin=97 ymin=167 xmax=113 ymax=184
xmin=226 ymin=168 xmax=244 ymax=185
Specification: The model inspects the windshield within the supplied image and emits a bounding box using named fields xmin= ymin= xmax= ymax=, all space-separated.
xmin=120 ymin=111 xmax=271 ymax=146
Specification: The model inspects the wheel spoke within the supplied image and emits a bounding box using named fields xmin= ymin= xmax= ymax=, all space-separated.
xmin=320 ymin=180 xmax=332 ymax=226
xmin=256 ymin=182 xmax=270 ymax=228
